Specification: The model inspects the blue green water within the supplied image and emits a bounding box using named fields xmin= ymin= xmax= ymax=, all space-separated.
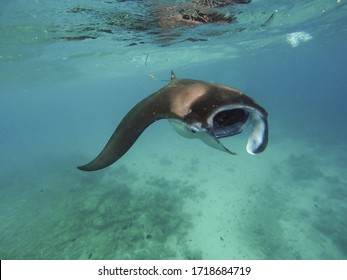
xmin=1 ymin=0 xmax=346 ymax=259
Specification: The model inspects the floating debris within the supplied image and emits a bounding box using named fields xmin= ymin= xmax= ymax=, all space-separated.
xmin=144 ymin=53 xmax=149 ymax=66
xmin=286 ymin=31 xmax=313 ymax=47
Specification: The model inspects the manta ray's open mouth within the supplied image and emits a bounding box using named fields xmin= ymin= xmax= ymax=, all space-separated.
xmin=213 ymin=108 xmax=249 ymax=138
xmin=210 ymin=106 xmax=268 ymax=155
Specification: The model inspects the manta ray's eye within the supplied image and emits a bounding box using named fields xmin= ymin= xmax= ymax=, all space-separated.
xmin=213 ymin=109 xmax=249 ymax=138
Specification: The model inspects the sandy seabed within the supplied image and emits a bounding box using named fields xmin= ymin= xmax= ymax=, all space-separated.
xmin=1 ymin=118 xmax=346 ymax=260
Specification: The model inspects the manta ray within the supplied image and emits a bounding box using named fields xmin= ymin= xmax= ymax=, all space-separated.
xmin=78 ymin=71 xmax=268 ymax=171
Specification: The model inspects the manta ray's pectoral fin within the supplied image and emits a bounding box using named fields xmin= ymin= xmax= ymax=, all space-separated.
xmin=78 ymin=91 xmax=172 ymax=171
xmin=77 ymin=118 xmax=147 ymax=171
xmin=77 ymin=127 xmax=132 ymax=171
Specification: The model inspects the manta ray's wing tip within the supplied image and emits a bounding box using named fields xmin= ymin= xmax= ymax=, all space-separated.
xmin=77 ymin=162 xmax=102 ymax=171
xmin=77 ymin=165 xmax=90 ymax=171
